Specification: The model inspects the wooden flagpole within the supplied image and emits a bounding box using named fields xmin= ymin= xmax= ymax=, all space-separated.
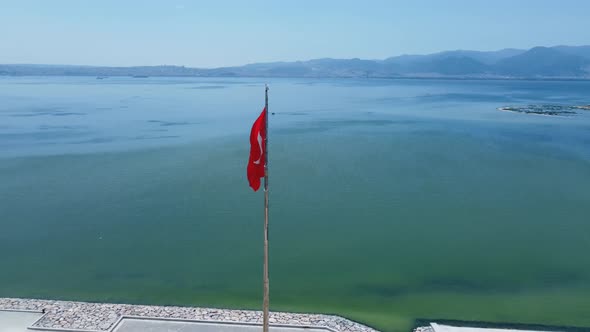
xmin=263 ymin=84 xmax=270 ymax=332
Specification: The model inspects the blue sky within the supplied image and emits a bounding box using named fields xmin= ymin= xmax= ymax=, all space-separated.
xmin=1 ymin=0 xmax=589 ymax=67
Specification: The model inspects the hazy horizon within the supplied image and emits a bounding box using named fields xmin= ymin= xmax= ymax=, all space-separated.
xmin=2 ymin=0 xmax=590 ymax=68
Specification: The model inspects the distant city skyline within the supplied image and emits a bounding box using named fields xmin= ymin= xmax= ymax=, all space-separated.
xmin=1 ymin=0 xmax=589 ymax=68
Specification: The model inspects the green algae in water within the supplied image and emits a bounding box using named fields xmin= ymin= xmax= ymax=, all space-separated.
xmin=1 ymin=78 xmax=590 ymax=332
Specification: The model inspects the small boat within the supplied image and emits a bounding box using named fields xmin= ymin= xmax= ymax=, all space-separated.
xmin=96 ymin=76 xmax=108 ymax=79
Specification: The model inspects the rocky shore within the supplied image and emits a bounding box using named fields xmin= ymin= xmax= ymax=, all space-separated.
xmin=0 ymin=298 xmax=378 ymax=332
xmin=413 ymin=326 xmax=434 ymax=332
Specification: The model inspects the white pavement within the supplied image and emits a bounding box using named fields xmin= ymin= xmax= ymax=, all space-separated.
xmin=114 ymin=318 xmax=332 ymax=332
xmin=0 ymin=310 xmax=43 ymax=332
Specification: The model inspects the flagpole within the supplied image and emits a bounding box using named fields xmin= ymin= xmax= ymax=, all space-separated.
xmin=263 ymin=84 xmax=270 ymax=332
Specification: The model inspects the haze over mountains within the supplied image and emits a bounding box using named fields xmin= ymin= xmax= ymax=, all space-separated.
xmin=2 ymin=45 xmax=590 ymax=79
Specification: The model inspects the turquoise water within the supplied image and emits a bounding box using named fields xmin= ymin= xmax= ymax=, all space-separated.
xmin=1 ymin=77 xmax=590 ymax=331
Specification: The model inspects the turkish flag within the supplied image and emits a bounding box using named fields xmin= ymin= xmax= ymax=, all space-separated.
xmin=247 ymin=107 xmax=267 ymax=191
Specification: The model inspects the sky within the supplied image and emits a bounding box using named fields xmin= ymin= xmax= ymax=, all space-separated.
xmin=1 ymin=0 xmax=589 ymax=68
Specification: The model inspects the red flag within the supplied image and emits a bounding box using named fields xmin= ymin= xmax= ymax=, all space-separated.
xmin=247 ymin=107 xmax=267 ymax=191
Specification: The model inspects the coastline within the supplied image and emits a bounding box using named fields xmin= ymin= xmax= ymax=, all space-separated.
xmin=2 ymin=73 xmax=590 ymax=82
xmin=0 ymin=298 xmax=378 ymax=332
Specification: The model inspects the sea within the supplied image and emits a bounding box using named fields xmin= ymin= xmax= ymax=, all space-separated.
xmin=1 ymin=76 xmax=589 ymax=332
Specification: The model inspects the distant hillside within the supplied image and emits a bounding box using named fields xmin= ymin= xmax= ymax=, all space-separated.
xmin=494 ymin=46 xmax=590 ymax=77
xmin=383 ymin=48 xmax=525 ymax=66
xmin=551 ymin=45 xmax=590 ymax=59
xmin=2 ymin=45 xmax=590 ymax=79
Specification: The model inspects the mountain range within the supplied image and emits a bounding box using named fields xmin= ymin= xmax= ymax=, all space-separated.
xmin=2 ymin=45 xmax=590 ymax=79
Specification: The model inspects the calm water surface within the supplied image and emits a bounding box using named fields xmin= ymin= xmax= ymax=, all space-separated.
xmin=1 ymin=77 xmax=590 ymax=331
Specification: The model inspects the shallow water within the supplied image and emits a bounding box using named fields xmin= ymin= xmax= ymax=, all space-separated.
xmin=1 ymin=77 xmax=590 ymax=332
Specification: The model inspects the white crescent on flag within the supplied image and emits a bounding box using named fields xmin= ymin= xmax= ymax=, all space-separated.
xmin=253 ymin=132 xmax=263 ymax=165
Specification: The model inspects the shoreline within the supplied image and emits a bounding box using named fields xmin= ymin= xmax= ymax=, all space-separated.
xmin=2 ymin=74 xmax=590 ymax=82
xmin=0 ymin=298 xmax=378 ymax=332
